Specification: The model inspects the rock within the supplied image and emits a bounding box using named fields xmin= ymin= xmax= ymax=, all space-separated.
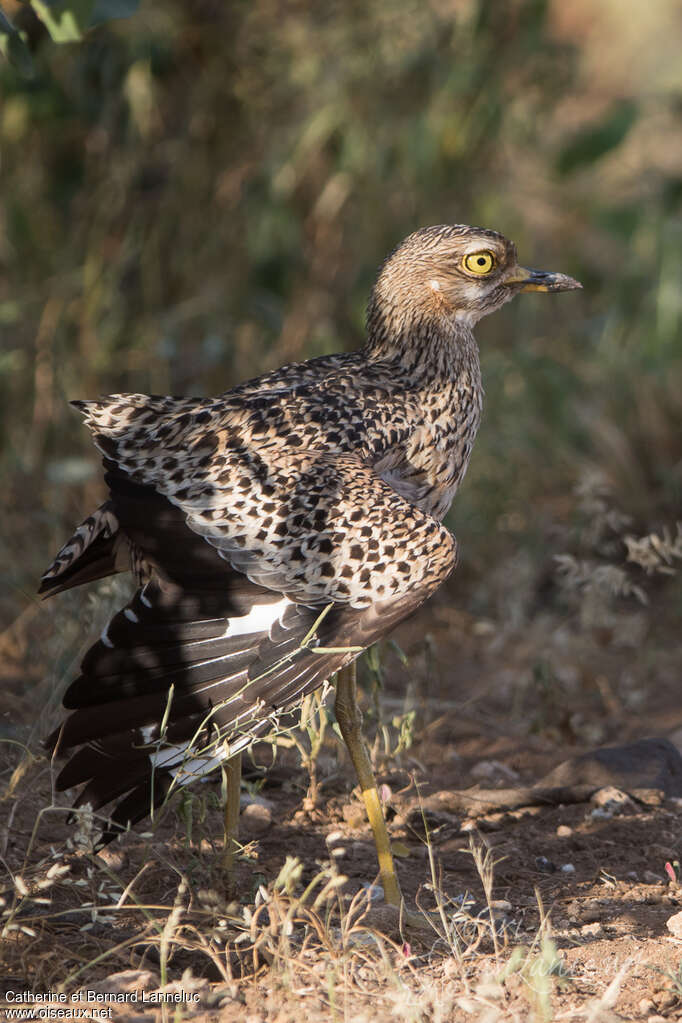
xmin=580 ymin=921 xmax=604 ymax=937
xmin=631 ymin=788 xmax=665 ymax=806
xmin=590 ymin=806 xmax=615 ymax=821
xmin=540 ymin=738 xmax=682 ymax=797
xmin=581 ymin=901 xmax=603 ymax=923
xmin=403 ymin=807 xmax=458 ymax=836
xmin=80 ymin=970 xmax=159 ymax=997
xmin=241 ymin=802 xmax=272 ymax=835
xmin=566 ymin=901 xmax=581 ymax=921
xmin=535 ymin=856 xmax=556 ymax=874
xmin=561 ymin=863 xmax=576 ymax=874
xmin=556 ymin=824 xmax=572 ymax=838
xmin=359 ymin=903 xmax=403 ymax=938
xmin=96 ymin=846 xmax=128 ymax=872
xmin=590 ymin=786 xmax=633 ymax=811
xmin=665 ymin=910 xmax=682 ymax=938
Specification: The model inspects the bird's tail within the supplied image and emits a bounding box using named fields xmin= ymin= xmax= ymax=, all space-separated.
xmin=39 ymin=502 xmax=128 ymax=599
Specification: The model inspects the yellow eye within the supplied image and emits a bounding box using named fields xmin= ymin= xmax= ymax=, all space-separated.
xmin=463 ymin=251 xmax=495 ymax=275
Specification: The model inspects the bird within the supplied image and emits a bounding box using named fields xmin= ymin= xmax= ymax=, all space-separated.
xmin=41 ymin=224 xmax=580 ymax=907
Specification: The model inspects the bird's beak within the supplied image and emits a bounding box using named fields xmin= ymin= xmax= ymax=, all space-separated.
xmin=504 ymin=266 xmax=582 ymax=293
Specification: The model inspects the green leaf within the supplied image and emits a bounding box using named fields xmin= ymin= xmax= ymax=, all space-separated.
xmin=0 ymin=8 xmax=34 ymax=76
xmin=557 ymin=100 xmax=638 ymax=176
xmin=30 ymin=0 xmax=97 ymax=42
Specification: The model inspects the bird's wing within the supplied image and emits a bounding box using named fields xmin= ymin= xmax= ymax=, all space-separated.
xmin=71 ymin=393 xmax=435 ymax=607
xmin=49 ymin=410 xmax=456 ymax=839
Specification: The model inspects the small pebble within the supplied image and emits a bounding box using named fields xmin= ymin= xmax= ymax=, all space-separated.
xmin=96 ymin=847 xmax=127 ymax=872
xmin=567 ymin=901 xmax=581 ymax=921
xmin=581 ymin=901 xmax=603 ymax=923
xmin=81 ymin=970 xmax=159 ymax=996
xmin=643 ymin=870 xmax=664 ymax=885
xmin=535 ymin=856 xmax=556 ymax=874
xmin=665 ymin=910 xmax=682 ymax=938
xmin=632 ymin=788 xmax=664 ymax=807
xmin=556 ymin=824 xmax=572 ymax=838
xmin=591 ymin=786 xmax=630 ymax=809
xmin=561 ymin=863 xmax=576 ymax=874
xmin=590 ymin=807 xmax=614 ymax=821
xmin=580 ymin=921 xmax=604 ymax=937
xmin=241 ymin=802 xmax=271 ymax=835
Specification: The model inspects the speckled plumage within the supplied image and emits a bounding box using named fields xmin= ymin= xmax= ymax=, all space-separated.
xmin=41 ymin=224 xmax=580 ymax=838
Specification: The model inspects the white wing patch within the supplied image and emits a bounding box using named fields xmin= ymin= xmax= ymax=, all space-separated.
xmin=149 ymin=741 xmax=228 ymax=783
xmin=222 ymin=596 xmax=292 ymax=638
xmin=143 ymin=595 xmax=295 ymax=786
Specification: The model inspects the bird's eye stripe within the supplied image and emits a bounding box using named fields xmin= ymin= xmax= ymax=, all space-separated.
xmin=463 ymin=250 xmax=495 ymax=275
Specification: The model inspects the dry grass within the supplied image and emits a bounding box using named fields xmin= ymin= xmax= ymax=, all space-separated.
xmin=0 ymin=775 xmax=590 ymax=1023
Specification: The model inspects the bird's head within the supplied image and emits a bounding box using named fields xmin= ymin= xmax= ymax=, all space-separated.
xmin=368 ymin=224 xmax=581 ymax=343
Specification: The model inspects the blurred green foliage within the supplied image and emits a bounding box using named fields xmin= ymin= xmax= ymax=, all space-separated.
xmin=1 ymin=0 xmax=139 ymax=72
xmin=1 ymin=0 xmax=681 ymax=616
xmin=556 ymin=99 xmax=638 ymax=176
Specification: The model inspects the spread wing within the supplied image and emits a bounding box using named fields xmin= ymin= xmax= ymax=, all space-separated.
xmin=44 ymin=398 xmax=456 ymax=839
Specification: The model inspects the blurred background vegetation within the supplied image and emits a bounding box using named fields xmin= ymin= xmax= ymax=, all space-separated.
xmin=1 ymin=0 xmax=681 ymax=732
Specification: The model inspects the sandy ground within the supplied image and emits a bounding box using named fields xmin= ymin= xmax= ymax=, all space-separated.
xmin=1 ymin=584 xmax=681 ymax=1021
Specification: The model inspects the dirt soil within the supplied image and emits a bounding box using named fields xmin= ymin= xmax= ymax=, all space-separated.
xmin=1 ymin=587 xmax=681 ymax=1022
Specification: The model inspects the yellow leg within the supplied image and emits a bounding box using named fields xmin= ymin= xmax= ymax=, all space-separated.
xmin=222 ymin=752 xmax=242 ymax=890
xmin=334 ymin=661 xmax=402 ymax=907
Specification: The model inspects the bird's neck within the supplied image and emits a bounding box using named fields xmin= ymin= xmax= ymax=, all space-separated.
xmin=363 ymin=295 xmax=481 ymax=387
